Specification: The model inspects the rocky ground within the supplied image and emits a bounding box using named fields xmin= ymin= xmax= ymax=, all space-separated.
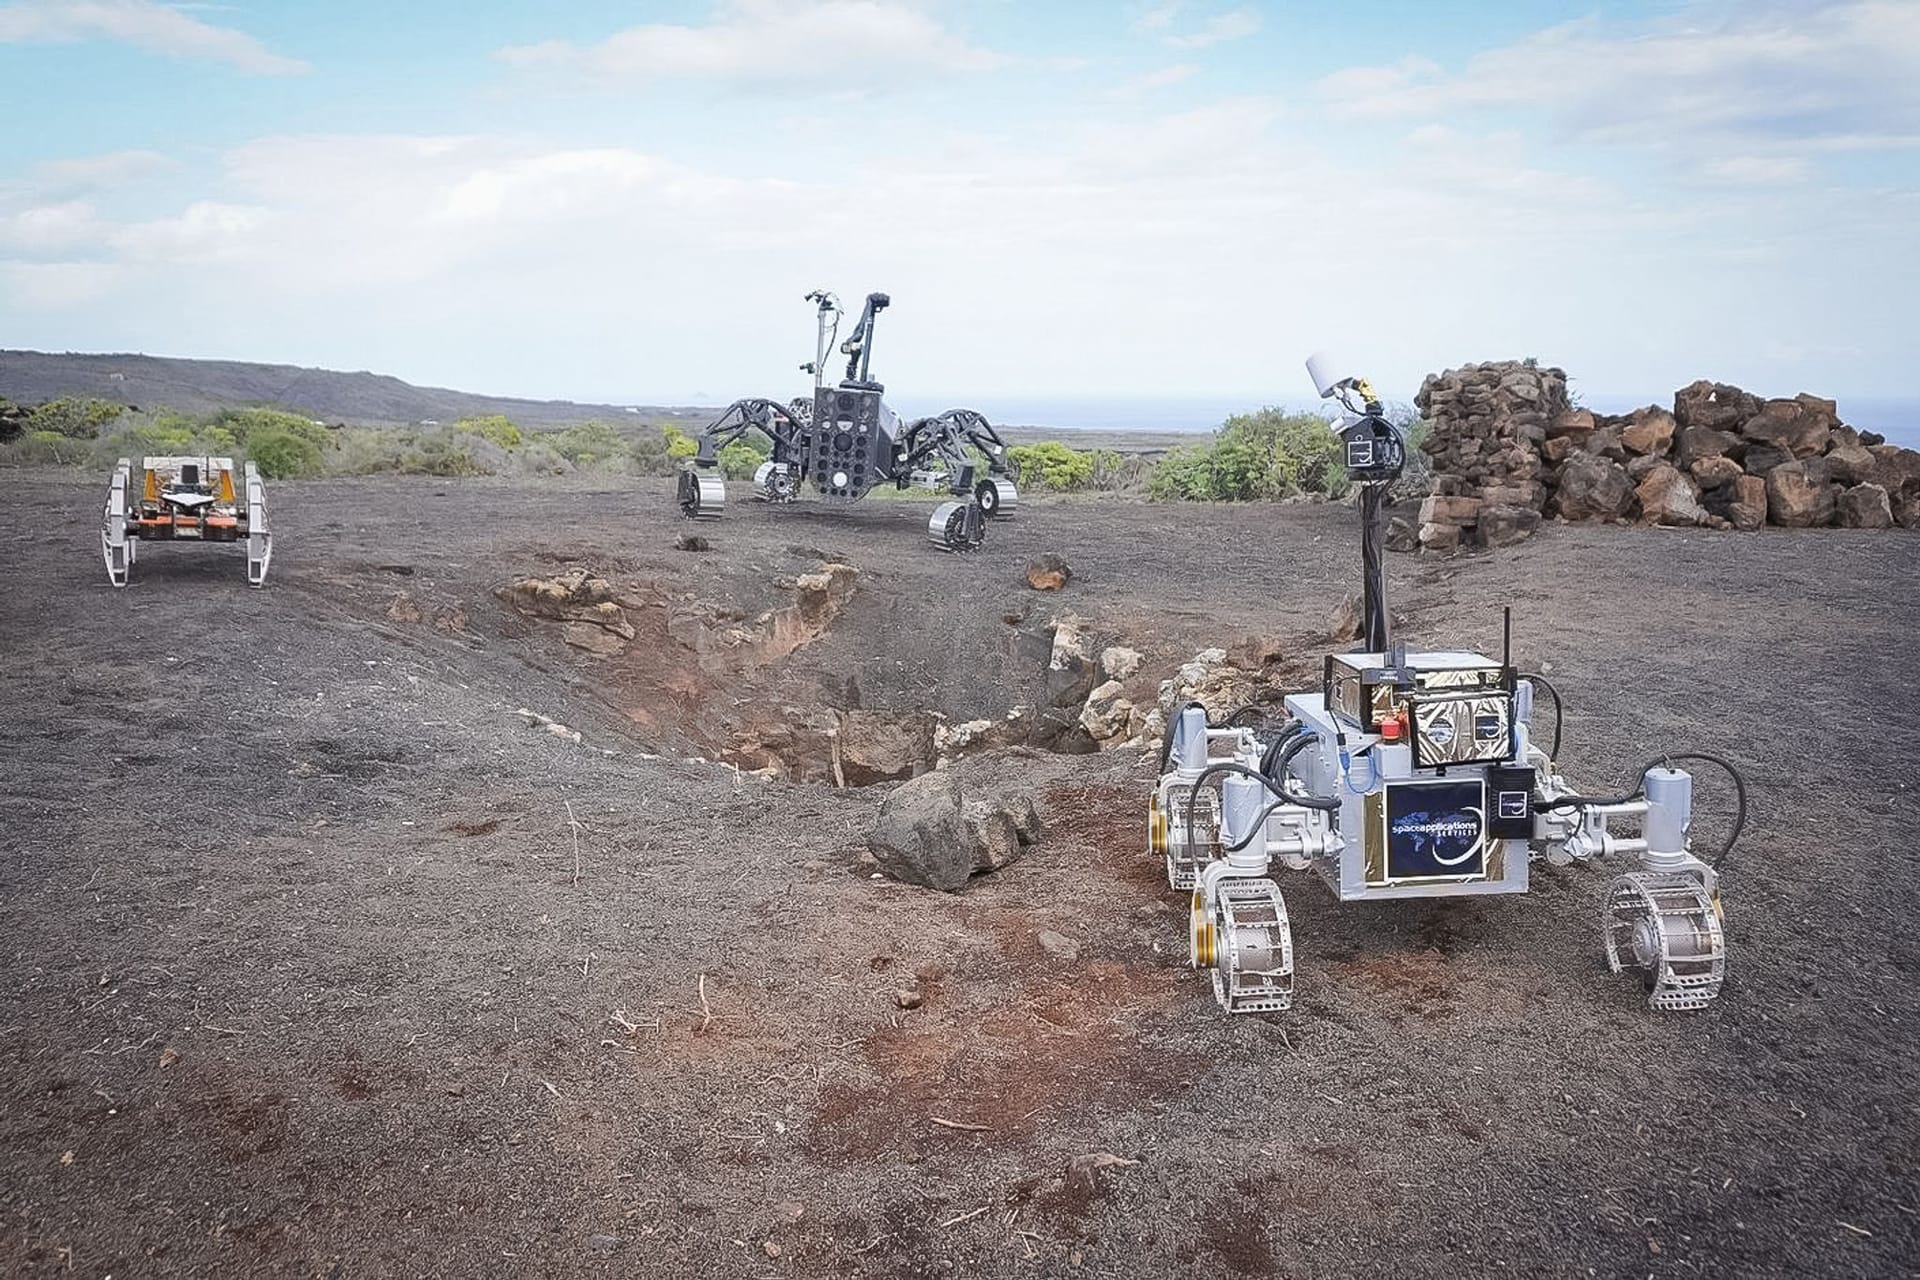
xmin=1 ymin=471 xmax=1916 ymax=1278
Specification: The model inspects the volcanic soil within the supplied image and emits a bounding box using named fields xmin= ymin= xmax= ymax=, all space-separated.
xmin=1 ymin=471 xmax=1916 ymax=1278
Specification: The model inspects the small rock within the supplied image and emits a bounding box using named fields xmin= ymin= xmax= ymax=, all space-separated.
xmin=1037 ymin=930 xmax=1081 ymax=963
xmin=586 ymin=1233 xmax=621 ymax=1256
xmin=1099 ymin=645 xmax=1143 ymax=680
xmin=774 ymin=1201 xmax=806 ymax=1225
xmin=1026 ymin=553 xmax=1072 ymax=591
xmin=894 ymin=989 xmax=924 ymax=1010
xmin=675 ymin=534 xmax=711 ymax=552
xmin=1327 ymin=594 xmax=1363 ymax=641
xmin=444 ymin=1082 xmax=466 ymax=1097
xmin=1384 ymin=514 xmax=1418 ymax=552
xmin=1227 ymin=634 xmax=1286 ymax=670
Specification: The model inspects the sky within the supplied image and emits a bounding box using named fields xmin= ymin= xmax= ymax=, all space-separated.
xmin=1 ymin=0 xmax=1917 ymax=412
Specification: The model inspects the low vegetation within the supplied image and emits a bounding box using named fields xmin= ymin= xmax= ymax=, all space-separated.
xmin=0 ymin=399 xmax=683 ymax=481
xmin=0 ymin=395 xmax=1430 ymax=502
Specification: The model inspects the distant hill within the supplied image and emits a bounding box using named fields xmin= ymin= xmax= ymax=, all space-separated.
xmin=0 ymin=350 xmax=701 ymax=428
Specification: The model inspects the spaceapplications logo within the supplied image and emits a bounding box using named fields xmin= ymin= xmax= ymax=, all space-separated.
xmin=1385 ymin=780 xmax=1487 ymax=879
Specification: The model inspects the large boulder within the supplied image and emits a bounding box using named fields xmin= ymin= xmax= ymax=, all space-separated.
xmin=1554 ymin=453 xmax=1637 ymax=521
xmin=1674 ymin=380 xmax=1761 ymax=433
xmin=1766 ymin=459 xmax=1839 ymax=528
xmin=1689 ymin=455 xmax=1746 ymax=489
xmin=1894 ymin=489 xmax=1920 ymax=529
xmin=1824 ymin=440 xmax=1878 ymax=487
xmin=1417 ymin=495 xmax=1482 ymax=527
xmin=1620 ymin=407 xmax=1677 ymax=456
xmin=1742 ymin=442 xmax=1793 ymax=476
xmin=867 ymin=774 xmax=1043 ymax=891
xmin=1479 ymin=504 xmax=1542 ymax=547
xmin=1634 ymin=463 xmax=1709 ymax=527
xmin=1725 ymin=475 xmax=1769 ymax=531
xmin=1548 ymin=408 xmax=1596 ymax=438
xmin=867 ymin=772 xmax=976 ymax=890
xmin=1742 ymin=399 xmax=1832 ymax=459
xmin=1674 ymin=425 xmax=1746 ymax=470
xmin=1079 ymin=680 xmax=1135 ymax=744
xmin=1868 ymin=446 xmax=1920 ymax=499
xmin=1837 ymin=483 xmax=1894 ymax=530
xmin=838 ymin=711 xmax=937 ymax=785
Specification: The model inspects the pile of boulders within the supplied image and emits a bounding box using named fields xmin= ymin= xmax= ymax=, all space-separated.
xmin=1412 ymin=366 xmax=1919 ymax=547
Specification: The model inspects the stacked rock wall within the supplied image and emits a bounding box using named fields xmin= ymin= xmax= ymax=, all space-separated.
xmin=1411 ymin=361 xmax=1566 ymax=549
xmin=1412 ymin=365 xmax=1920 ymax=547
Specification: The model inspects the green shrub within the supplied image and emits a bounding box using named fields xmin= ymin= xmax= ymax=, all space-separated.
xmin=1008 ymin=441 xmax=1095 ymax=492
xmin=27 ymin=397 xmax=125 ymax=439
xmin=211 ymin=407 xmax=331 ymax=451
xmin=1146 ymin=408 xmax=1349 ymax=502
xmin=15 ymin=429 xmax=94 ymax=465
xmin=664 ymin=424 xmax=699 ymax=461
xmin=717 ymin=439 xmax=768 ymax=480
xmin=246 ymin=425 xmax=325 ymax=479
xmin=455 ymin=414 xmax=523 ymax=449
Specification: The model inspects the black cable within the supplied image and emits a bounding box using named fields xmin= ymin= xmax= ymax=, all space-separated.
xmin=1535 ymin=751 xmax=1748 ymax=869
xmin=1664 ymin=751 xmax=1749 ymax=870
xmin=1518 ymin=670 xmax=1564 ymax=760
xmin=1266 ymin=730 xmax=1316 ymax=788
xmin=1257 ymin=721 xmax=1305 ymax=777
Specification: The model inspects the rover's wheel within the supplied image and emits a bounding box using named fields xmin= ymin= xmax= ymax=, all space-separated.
xmin=1602 ymin=873 xmax=1724 ymax=1012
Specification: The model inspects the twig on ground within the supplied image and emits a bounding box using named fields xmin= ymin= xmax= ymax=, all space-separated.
xmin=930 ymin=1116 xmax=992 ymax=1133
xmin=939 ymin=1207 xmax=991 ymax=1229
xmin=564 ymin=800 xmax=583 ymax=887
xmin=539 ymin=1078 xmax=562 ymax=1099
xmin=698 ymin=974 xmax=714 ymax=1032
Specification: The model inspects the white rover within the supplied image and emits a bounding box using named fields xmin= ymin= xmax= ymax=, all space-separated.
xmin=1149 ymin=357 xmax=1742 ymax=1014
xmin=101 ymin=455 xmax=272 ymax=587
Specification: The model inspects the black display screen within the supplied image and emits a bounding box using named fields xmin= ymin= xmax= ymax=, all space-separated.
xmin=1384 ymin=779 xmax=1487 ymax=880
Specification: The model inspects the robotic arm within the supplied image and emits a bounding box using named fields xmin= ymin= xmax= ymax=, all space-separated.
xmin=840 ymin=292 xmax=891 ymax=386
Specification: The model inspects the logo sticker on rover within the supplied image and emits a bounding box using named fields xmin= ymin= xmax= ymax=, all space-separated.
xmin=1384 ymin=780 xmax=1487 ymax=881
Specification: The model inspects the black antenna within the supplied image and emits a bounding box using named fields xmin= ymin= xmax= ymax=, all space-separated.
xmin=1503 ymin=605 xmax=1512 ymax=669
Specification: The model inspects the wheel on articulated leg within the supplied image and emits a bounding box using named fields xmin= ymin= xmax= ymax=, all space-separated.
xmin=1206 ymin=878 xmax=1294 ymax=1014
xmin=752 ymin=461 xmax=797 ymax=503
xmin=1160 ymin=781 xmax=1219 ymax=891
xmin=1602 ymin=872 xmax=1725 ymax=1011
xmin=678 ymin=469 xmax=726 ymax=519
xmin=927 ymin=500 xmax=985 ymax=552
xmin=975 ymin=476 xmax=1018 ymax=518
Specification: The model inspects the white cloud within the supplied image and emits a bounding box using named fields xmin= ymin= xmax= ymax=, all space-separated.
xmin=1131 ymin=3 xmax=1260 ymax=50
xmin=1112 ymin=62 xmax=1198 ymax=97
xmin=1317 ymin=1 xmax=1920 ymax=161
xmin=32 ymin=149 xmax=175 ymax=196
xmin=0 ymin=0 xmax=306 ymax=74
xmin=110 ymin=200 xmax=270 ymax=263
xmin=0 ymin=200 xmax=105 ymax=253
xmin=1702 ymin=154 xmax=1810 ymax=184
xmin=496 ymin=0 xmax=1003 ymax=91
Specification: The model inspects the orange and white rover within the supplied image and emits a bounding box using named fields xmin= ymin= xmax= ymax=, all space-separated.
xmin=101 ymin=455 xmax=272 ymax=587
